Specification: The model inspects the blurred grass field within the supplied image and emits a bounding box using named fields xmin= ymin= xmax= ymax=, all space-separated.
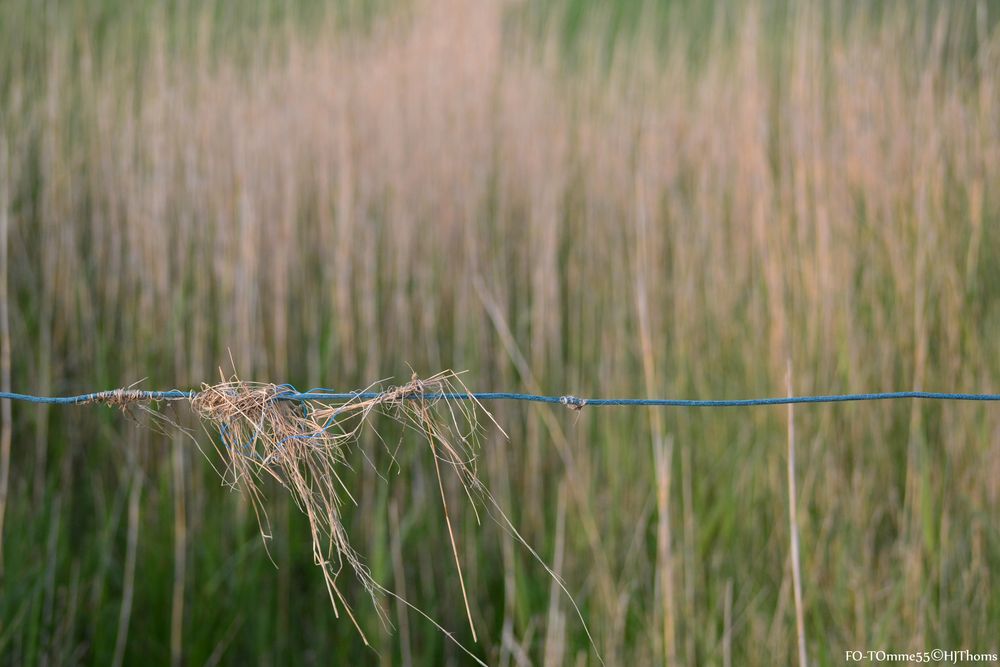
xmin=1 ymin=0 xmax=999 ymax=664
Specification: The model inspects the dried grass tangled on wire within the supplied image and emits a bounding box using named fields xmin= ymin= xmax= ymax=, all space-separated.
xmin=190 ymin=371 xmax=493 ymax=645
xmin=75 ymin=369 xmax=597 ymax=661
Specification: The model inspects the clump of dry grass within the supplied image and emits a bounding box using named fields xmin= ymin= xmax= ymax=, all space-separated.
xmin=190 ymin=371 xmax=491 ymax=646
xmin=69 ymin=368 xmax=592 ymax=662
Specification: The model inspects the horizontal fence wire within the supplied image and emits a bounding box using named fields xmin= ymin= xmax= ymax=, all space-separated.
xmin=1 ymin=389 xmax=999 ymax=408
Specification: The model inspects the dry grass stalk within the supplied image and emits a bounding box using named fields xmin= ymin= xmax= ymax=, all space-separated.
xmin=0 ymin=139 xmax=11 ymax=572
xmin=786 ymin=361 xmax=807 ymax=666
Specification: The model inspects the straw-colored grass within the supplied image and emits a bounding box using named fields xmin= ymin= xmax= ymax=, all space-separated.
xmin=191 ymin=373 xmax=487 ymax=642
xmin=188 ymin=370 xmax=594 ymax=662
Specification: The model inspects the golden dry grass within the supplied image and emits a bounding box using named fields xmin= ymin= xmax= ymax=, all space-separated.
xmin=191 ymin=373 xmax=483 ymax=640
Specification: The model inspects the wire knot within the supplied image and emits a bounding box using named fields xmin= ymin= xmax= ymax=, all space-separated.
xmin=89 ymin=388 xmax=150 ymax=410
xmin=559 ymin=395 xmax=587 ymax=411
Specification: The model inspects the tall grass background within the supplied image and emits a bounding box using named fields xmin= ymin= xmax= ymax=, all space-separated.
xmin=1 ymin=0 xmax=999 ymax=664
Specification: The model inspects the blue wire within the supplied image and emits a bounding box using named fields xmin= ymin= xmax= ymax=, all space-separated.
xmin=1 ymin=389 xmax=998 ymax=407
xmin=0 ymin=390 xmax=194 ymax=404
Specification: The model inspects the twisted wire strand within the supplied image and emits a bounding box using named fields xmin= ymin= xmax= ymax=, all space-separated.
xmin=1 ymin=389 xmax=998 ymax=407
